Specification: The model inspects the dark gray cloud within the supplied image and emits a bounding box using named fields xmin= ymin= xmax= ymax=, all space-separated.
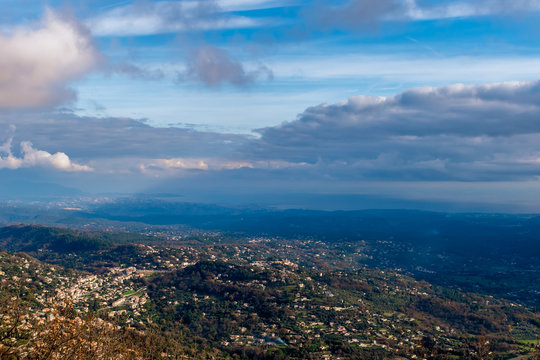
xmin=260 ymin=82 xmax=540 ymax=139
xmin=250 ymin=81 xmax=540 ymax=181
xmin=179 ymin=45 xmax=273 ymax=87
xmin=0 ymin=112 xmax=248 ymax=161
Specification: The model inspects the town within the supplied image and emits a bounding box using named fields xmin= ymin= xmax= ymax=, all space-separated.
xmin=1 ymin=225 xmax=539 ymax=359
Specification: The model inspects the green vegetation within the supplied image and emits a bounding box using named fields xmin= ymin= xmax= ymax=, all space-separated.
xmin=0 ymin=225 xmax=539 ymax=359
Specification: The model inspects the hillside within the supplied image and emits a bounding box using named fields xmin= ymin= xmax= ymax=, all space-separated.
xmin=0 ymin=225 xmax=539 ymax=359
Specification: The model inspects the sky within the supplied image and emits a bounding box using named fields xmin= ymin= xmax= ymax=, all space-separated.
xmin=2 ymin=0 xmax=540 ymax=211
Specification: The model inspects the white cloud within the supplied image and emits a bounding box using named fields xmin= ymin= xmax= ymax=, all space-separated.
xmin=269 ymin=54 xmax=540 ymax=84
xmin=0 ymin=139 xmax=92 ymax=172
xmin=87 ymin=1 xmax=260 ymax=36
xmin=306 ymin=0 xmax=540 ymax=31
xmin=0 ymin=9 xmax=101 ymax=109
xmin=137 ymin=156 xmax=310 ymax=176
xmin=404 ymin=0 xmax=540 ymax=20
xmin=139 ymin=157 xmax=252 ymax=174
xmin=146 ymin=158 xmax=210 ymax=171
xmin=218 ymin=0 xmax=293 ymax=12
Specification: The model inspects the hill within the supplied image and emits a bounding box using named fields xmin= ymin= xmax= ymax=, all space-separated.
xmin=0 ymin=225 xmax=539 ymax=358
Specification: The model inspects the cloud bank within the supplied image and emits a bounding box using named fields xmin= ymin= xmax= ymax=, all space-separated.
xmin=5 ymin=80 xmax=540 ymax=185
xmin=252 ymin=81 xmax=540 ymax=181
xmin=0 ymin=10 xmax=101 ymax=109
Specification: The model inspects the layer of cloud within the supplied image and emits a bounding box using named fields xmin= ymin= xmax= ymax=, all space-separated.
xmin=140 ymin=158 xmax=210 ymax=174
xmin=407 ymin=0 xmax=540 ymax=20
xmin=0 ymin=9 xmax=101 ymax=109
xmin=0 ymin=138 xmax=92 ymax=172
xmin=270 ymin=54 xmax=540 ymax=83
xmin=180 ymin=45 xmax=273 ymax=86
xmin=0 ymin=113 xmax=249 ymax=161
xmin=88 ymin=0 xmax=540 ymax=37
xmin=306 ymin=0 xmax=540 ymax=31
xmin=87 ymin=1 xmax=259 ymax=36
xmin=6 ymin=80 xmax=540 ymax=184
xmin=138 ymin=156 xmax=307 ymax=176
xmin=307 ymin=0 xmax=406 ymax=30
xmin=252 ymin=80 xmax=540 ymax=181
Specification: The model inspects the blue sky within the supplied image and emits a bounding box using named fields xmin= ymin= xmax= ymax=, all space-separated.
xmin=3 ymin=0 xmax=540 ymax=210
xmin=77 ymin=0 xmax=540 ymax=131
